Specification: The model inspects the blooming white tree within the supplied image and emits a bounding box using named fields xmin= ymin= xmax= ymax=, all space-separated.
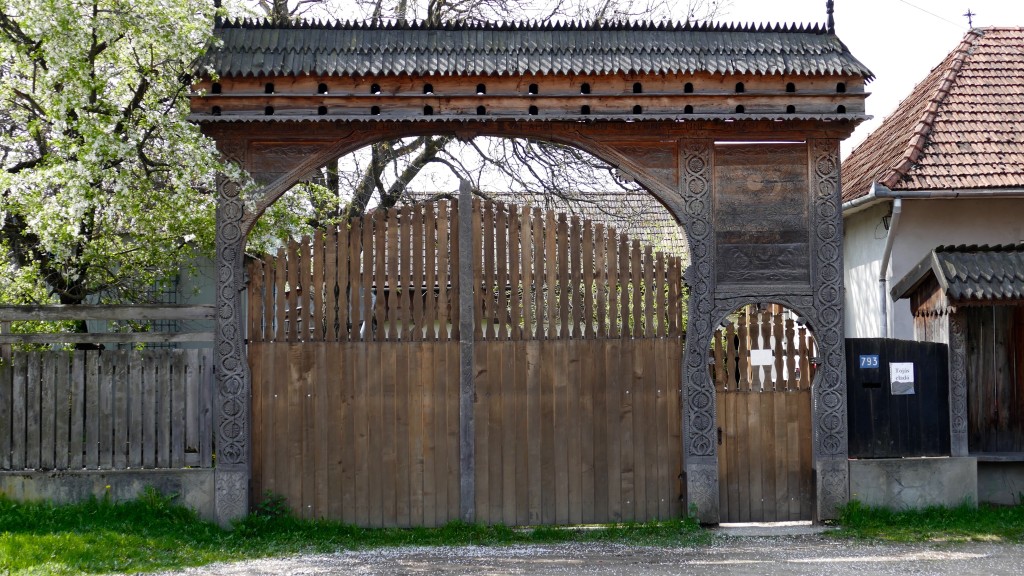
xmin=0 ymin=0 xmax=222 ymax=306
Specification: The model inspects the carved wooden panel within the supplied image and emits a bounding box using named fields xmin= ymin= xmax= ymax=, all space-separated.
xmin=713 ymin=144 xmax=810 ymax=286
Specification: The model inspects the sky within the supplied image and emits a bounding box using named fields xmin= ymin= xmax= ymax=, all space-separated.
xmin=720 ymin=0 xmax=1024 ymax=158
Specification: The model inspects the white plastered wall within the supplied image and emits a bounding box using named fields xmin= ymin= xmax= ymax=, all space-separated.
xmin=843 ymin=202 xmax=891 ymax=338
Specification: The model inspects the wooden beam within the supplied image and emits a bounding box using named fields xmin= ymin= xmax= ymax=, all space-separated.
xmin=0 ymin=305 xmax=216 ymax=322
xmin=0 ymin=332 xmax=216 ymax=345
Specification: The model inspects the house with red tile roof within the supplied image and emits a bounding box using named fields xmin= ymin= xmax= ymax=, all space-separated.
xmin=842 ymin=28 xmax=1024 ymax=504
xmin=842 ymin=27 xmax=1024 ymax=341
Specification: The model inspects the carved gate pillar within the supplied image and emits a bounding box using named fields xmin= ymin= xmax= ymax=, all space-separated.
xmin=679 ymin=139 xmax=720 ymax=523
xmin=948 ymin=309 xmax=969 ymax=457
xmin=807 ymin=138 xmax=850 ymax=520
xmin=213 ymin=172 xmax=251 ymax=526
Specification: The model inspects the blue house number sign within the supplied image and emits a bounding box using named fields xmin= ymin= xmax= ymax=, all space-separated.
xmin=859 ymin=355 xmax=879 ymax=369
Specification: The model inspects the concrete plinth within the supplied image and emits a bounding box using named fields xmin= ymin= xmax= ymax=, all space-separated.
xmin=849 ymin=457 xmax=977 ymax=509
xmin=978 ymin=461 xmax=1024 ymax=506
xmin=0 ymin=469 xmax=216 ymax=520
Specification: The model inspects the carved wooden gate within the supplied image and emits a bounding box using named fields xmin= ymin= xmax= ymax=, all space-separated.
xmin=246 ymin=198 xmax=685 ymax=526
xmin=710 ymin=308 xmax=816 ymax=522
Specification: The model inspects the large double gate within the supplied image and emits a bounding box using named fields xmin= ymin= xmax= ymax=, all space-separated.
xmin=247 ymin=198 xmax=685 ymax=526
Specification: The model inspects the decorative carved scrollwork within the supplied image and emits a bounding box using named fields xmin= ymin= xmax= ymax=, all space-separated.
xmin=809 ymin=138 xmax=848 ymax=517
xmin=681 ymin=140 xmax=716 ymax=460
xmin=214 ymin=174 xmax=250 ymax=524
xmin=948 ymin=309 xmax=969 ymax=456
xmin=215 ymin=470 xmax=249 ymax=523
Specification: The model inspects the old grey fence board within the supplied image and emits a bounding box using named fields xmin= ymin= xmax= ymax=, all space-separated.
xmin=1 ymin=349 xmax=214 ymax=471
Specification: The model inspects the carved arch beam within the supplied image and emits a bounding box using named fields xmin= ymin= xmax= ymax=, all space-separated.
xmin=202 ymin=120 xmax=723 ymax=238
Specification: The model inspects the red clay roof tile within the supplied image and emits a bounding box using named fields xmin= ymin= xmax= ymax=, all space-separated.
xmin=842 ymin=28 xmax=1024 ymax=201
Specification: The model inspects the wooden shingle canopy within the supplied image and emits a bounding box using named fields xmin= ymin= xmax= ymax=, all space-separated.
xmin=191 ymin=19 xmax=871 ymax=124
xmin=893 ymin=243 xmax=1024 ymax=311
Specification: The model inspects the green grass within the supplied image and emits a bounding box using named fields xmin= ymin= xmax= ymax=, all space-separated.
xmin=0 ymin=490 xmax=709 ymax=575
xmin=831 ymin=499 xmax=1024 ymax=542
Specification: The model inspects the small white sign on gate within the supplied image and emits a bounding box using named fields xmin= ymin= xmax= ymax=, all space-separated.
xmin=750 ymin=349 xmax=774 ymax=366
xmin=890 ymin=362 xmax=915 ymax=395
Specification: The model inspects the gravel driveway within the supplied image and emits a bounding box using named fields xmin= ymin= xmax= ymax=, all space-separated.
xmin=163 ymin=532 xmax=1024 ymax=576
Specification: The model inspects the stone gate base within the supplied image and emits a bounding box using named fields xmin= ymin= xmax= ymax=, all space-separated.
xmin=849 ymin=457 xmax=977 ymax=509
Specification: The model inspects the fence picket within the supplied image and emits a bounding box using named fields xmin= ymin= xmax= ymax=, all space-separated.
xmin=361 ymin=214 xmax=374 ymax=342
xmin=413 ymin=204 xmax=426 ymax=342
xmin=23 ymin=352 xmax=39 ymax=469
xmin=55 ymin=352 xmax=71 ymax=468
xmin=534 ymin=208 xmax=546 ymax=341
xmin=329 ymin=224 xmax=342 ymax=340
xmin=619 ymin=233 xmax=630 ymax=339
xmin=388 ymin=208 xmax=400 ymax=341
xmin=496 ymin=203 xmax=509 ymax=341
xmin=595 ymin=225 xmax=607 ymax=339
xmin=557 ymin=214 xmax=569 ymax=339
xmin=114 ymin=350 xmax=130 ymax=469
xmin=643 ymin=246 xmax=654 ymax=339
xmin=312 ymin=231 xmax=325 ymax=342
xmin=583 ymin=220 xmax=595 ymax=339
xmin=0 ymin=345 xmax=9 ymax=469
xmin=69 ymin=353 xmax=85 ymax=469
xmin=546 ymin=211 xmax=558 ymax=339
xmin=158 ymin=351 xmax=172 ymax=467
xmin=172 ymin=351 xmax=186 ymax=468
xmin=570 ymin=216 xmax=582 ymax=339
xmin=425 ymin=203 xmax=438 ymax=341
xmin=437 ymin=202 xmax=450 ymax=341
xmin=40 ymin=353 xmax=56 ymax=469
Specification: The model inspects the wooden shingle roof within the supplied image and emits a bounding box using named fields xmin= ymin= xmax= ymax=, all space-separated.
xmin=892 ymin=243 xmax=1024 ymax=305
xmin=842 ymin=28 xmax=1024 ymax=201
xmin=202 ymin=19 xmax=873 ymax=80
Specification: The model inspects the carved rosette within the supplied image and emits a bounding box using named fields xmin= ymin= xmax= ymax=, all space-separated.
xmin=214 ymin=175 xmax=250 ymax=524
xmin=816 ymin=458 xmax=849 ymax=520
xmin=684 ymin=462 xmax=719 ymax=520
xmin=215 ymin=469 xmax=249 ymax=523
xmin=948 ymin=309 xmax=969 ymax=456
xmin=680 ymin=140 xmax=720 ymax=524
xmin=809 ymin=139 xmax=848 ymax=517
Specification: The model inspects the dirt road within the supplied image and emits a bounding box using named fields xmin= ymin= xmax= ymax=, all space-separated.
xmin=165 ymin=533 xmax=1024 ymax=576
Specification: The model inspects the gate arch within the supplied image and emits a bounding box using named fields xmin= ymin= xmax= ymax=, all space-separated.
xmin=191 ymin=17 xmax=872 ymax=524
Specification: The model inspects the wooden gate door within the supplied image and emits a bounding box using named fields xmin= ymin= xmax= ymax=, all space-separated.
xmin=711 ymin=308 xmax=815 ymax=522
xmin=246 ymin=198 xmax=686 ymax=526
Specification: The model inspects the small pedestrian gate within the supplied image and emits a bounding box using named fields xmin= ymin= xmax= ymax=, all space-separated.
xmin=710 ymin=308 xmax=816 ymax=522
xmin=246 ymin=198 xmax=685 ymax=526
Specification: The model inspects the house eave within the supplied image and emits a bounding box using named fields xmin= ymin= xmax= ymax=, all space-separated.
xmin=842 ymin=185 xmax=1024 ymax=218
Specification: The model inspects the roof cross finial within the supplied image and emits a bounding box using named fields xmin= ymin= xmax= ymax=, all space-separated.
xmin=963 ymin=8 xmax=975 ymax=27
xmin=826 ymin=0 xmax=835 ymax=33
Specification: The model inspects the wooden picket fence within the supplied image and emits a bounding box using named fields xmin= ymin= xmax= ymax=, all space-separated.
xmin=0 ymin=306 xmax=215 ymax=471
xmin=709 ymin=308 xmax=817 ymax=523
xmin=247 ymin=198 xmax=685 ymax=526
xmin=709 ymin=308 xmax=816 ymax=391
xmin=247 ymin=199 xmax=684 ymax=343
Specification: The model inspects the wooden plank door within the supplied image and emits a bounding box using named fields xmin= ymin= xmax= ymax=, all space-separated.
xmin=712 ymin=310 xmax=815 ymax=523
xmin=716 ymin=388 xmax=812 ymax=522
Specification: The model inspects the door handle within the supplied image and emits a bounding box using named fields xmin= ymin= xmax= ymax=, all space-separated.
xmin=717 ymin=427 xmax=723 ymax=446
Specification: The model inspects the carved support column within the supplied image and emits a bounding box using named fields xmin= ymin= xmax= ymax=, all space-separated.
xmin=948 ymin=309 xmax=969 ymax=456
xmin=214 ymin=173 xmax=251 ymax=526
xmin=679 ymin=139 xmax=719 ymax=523
xmin=808 ymin=139 xmax=849 ymax=520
